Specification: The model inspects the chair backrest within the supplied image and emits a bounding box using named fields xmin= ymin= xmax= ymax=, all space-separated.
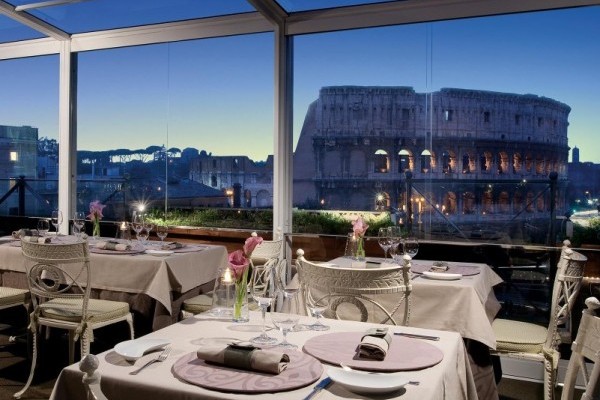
xmin=561 ymin=297 xmax=600 ymax=400
xmin=295 ymin=249 xmax=411 ymax=325
xmin=250 ymin=239 xmax=283 ymax=265
xmin=545 ymin=244 xmax=586 ymax=350
xmin=21 ymin=240 xmax=91 ymax=319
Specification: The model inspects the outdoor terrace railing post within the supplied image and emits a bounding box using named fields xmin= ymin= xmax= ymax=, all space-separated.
xmin=549 ymin=172 xmax=558 ymax=246
xmin=405 ymin=171 xmax=413 ymax=234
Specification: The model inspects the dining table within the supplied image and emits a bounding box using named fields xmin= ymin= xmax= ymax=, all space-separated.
xmin=0 ymin=235 xmax=228 ymax=332
xmin=50 ymin=311 xmax=478 ymax=400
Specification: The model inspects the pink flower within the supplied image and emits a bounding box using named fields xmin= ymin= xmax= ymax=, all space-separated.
xmin=228 ymin=250 xmax=250 ymax=280
xmin=352 ymin=216 xmax=369 ymax=237
xmin=88 ymin=200 xmax=106 ymax=222
xmin=243 ymin=235 xmax=263 ymax=257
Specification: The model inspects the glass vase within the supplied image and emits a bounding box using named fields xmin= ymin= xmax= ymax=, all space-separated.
xmin=355 ymin=236 xmax=366 ymax=261
xmin=233 ymin=268 xmax=249 ymax=323
xmin=92 ymin=220 xmax=101 ymax=238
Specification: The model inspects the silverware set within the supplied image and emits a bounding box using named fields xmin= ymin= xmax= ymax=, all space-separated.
xmin=129 ymin=346 xmax=171 ymax=375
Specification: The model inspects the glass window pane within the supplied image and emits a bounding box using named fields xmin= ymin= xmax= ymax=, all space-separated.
xmin=10 ymin=0 xmax=254 ymax=34
xmin=76 ymin=33 xmax=273 ymax=230
xmin=276 ymin=0 xmax=396 ymax=13
xmin=0 ymin=13 xmax=45 ymax=43
xmin=292 ymin=6 xmax=600 ymax=246
xmin=0 ymin=55 xmax=59 ymax=217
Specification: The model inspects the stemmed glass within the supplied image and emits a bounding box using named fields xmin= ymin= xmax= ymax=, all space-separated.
xmin=274 ymin=259 xmax=299 ymax=314
xmin=403 ymin=237 xmax=419 ymax=258
xmin=143 ymin=219 xmax=154 ymax=240
xmin=51 ymin=210 xmax=63 ymax=235
xmin=306 ymin=292 xmax=330 ymax=331
xmin=131 ymin=213 xmax=144 ymax=241
xmin=73 ymin=211 xmax=86 ymax=238
xmin=37 ymin=219 xmax=50 ymax=237
xmin=271 ymin=313 xmax=300 ymax=349
xmin=250 ymin=265 xmax=278 ymax=345
xmin=156 ymin=224 xmax=168 ymax=243
xmin=378 ymin=227 xmax=392 ymax=259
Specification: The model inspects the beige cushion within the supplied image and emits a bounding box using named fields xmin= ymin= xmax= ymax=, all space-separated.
xmin=40 ymin=298 xmax=130 ymax=324
xmin=493 ymin=318 xmax=548 ymax=354
xmin=183 ymin=292 xmax=261 ymax=315
xmin=0 ymin=286 xmax=29 ymax=307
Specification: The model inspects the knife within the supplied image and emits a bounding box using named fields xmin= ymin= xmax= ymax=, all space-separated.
xmin=394 ymin=332 xmax=440 ymax=341
xmin=303 ymin=377 xmax=332 ymax=400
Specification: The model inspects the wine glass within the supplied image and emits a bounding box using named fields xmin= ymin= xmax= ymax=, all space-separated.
xmin=73 ymin=211 xmax=86 ymax=238
xmin=51 ymin=210 xmax=63 ymax=235
xmin=389 ymin=240 xmax=404 ymax=265
xmin=378 ymin=227 xmax=392 ymax=259
xmin=274 ymin=259 xmax=299 ymax=314
xmin=306 ymin=292 xmax=330 ymax=331
xmin=156 ymin=224 xmax=168 ymax=243
xmin=403 ymin=237 xmax=419 ymax=258
xmin=37 ymin=219 xmax=50 ymax=237
xmin=137 ymin=227 xmax=149 ymax=245
xmin=250 ymin=265 xmax=278 ymax=345
xmin=271 ymin=314 xmax=300 ymax=349
xmin=131 ymin=213 xmax=144 ymax=241
xmin=143 ymin=219 xmax=154 ymax=239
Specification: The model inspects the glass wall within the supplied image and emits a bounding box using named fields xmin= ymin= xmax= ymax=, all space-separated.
xmin=0 ymin=55 xmax=59 ymax=217
xmin=76 ymin=34 xmax=274 ymax=226
xmin=292 ymin=7 xmax=600 ymax=246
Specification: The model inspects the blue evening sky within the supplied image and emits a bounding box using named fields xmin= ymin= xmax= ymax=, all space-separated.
xmin=1 ymin=6 xmax=598 ymax=163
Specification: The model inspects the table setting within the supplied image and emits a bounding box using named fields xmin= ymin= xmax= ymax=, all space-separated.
xmin=50 ymin=310 xmax=478 ymax=400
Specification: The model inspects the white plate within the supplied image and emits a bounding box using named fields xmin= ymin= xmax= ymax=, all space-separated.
xmin=422 ymin=270 xmax=462 ymax=280
xmin=114 ymin=338 xmax=170 ymax=361
xmin=145 ymin=249 xmax=174 ymax=256
xmin=326 ymin=367 xmax=409 ymax=394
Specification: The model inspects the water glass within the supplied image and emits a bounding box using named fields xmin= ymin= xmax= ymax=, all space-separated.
xmin=37 ymin=219 xmax=50 ymax=236
xmin=51 ymin=210 xmax=63 ymax=235
xmin=404 ymin=237 xmax=419 ymax=258
xmin=378 ymin=227 xmax=392 ymax=259
xmin=306 ymin=294 xmax=330 ymax=331
xmin=156 ymin=225 xmax=168 ymax=242
xmin=250 ymin=266 xmax=278 ymax=345
xmin=73 ymin=211 xmax=85 ymax=238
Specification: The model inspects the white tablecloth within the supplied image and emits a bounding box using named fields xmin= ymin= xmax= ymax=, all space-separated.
xmin=0 ymin=237 xmax=227 ymax=315
xmin=50 ymin=311 xmax=478 ymax=400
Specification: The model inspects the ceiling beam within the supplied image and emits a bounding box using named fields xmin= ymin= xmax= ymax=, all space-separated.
xmin=0 ymin=0 xmax=70 ymax=40
xmin=246 ymin=0 xmax=288 ymax=26
xmin=286 ymin=0 xmax=600 ymax=35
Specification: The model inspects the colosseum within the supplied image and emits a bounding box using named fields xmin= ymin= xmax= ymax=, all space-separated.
xmin=293 ymin=86 xmax=571 ymax=239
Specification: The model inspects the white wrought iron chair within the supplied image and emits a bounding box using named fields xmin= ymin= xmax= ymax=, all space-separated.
xmin=15 ymin=240 xmax=134 ymax=399
xmin=561 ymin=296 xmax=600 ymax=400
xmin=0 ymin=286 xmax=29 ymax=314
xmin=295 ymin=249 xmax=412 ymax=326
xmin=491 ymin=242 xmax=587 ymax=400
xmin=181 ymin=233 xmax=283 ymax=317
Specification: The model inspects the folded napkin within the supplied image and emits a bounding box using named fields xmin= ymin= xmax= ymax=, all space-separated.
xmin=430 ymin=262 xmax=449 ymax=272
xmin=161 ymin=242 xmax=184 ymax=250
xmin=12 ymin=229 xmax=39 ymax=239
xmin=197 ymin=343 xmax=290 ymax=374
xmin=358 ymin=328 xmax=392 ymax=361
xmin=94 ymin=240 xmax=131 ymax=251
xmin=22 ymin=235 xmax=51 ymax=244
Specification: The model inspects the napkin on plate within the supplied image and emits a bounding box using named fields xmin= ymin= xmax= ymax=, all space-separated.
xmin=22 ymin=235 xmax=51 ymax=244
xmin=358 ymin=327 xmax=392 ymax=361
xmin=95 ymin=240 xmax=131 ymax=251
xmin=197 ymin=343 xmax=290 ymax=374
xmin=161 ymin=242 xmax=184 ymax=250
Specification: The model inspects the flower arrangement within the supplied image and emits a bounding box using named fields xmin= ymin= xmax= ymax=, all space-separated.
xmin=351 ymin=216 xmax=369 ymax=260
xmin=228 ymin=233 xmax=263 ymax=322
xmin=88 ymin=200 xmax=106 ymax=238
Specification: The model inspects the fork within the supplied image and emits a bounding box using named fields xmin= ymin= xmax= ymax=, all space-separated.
xmin=129 ymin=346 xmax=171 ymax=375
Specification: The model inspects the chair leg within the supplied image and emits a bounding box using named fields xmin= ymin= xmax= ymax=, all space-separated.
xmin=126 ymin=313 xmax=135 ymax=339
xmin=81 ymin=328 xmax=91 ymax=359
xmin=13 ymin=328 xmax=38 ymax=399
xmin=543 ymin=356 xmax=556 ymax=400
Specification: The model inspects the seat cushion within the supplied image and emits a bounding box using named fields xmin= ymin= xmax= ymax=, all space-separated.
xmin=183 ymin=292 xmax=261 ymax=314
xmin=0 ymin=287 xmax=29 ymax=307
xmin=40 ymin=298 xmax=130 ymax=323
xmin=493 ymin=318 xmax=548 ymax=354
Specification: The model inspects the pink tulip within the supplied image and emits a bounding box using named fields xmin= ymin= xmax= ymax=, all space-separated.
xmin=88 ymin=200 xmax=106 ymax=222
xmin=228 ymin=250 xmax=250 ymax=280
xmin=243 ymin=235 xmax=263 ymax=257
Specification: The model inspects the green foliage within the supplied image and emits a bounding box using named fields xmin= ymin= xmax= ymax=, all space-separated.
xmin=571 ymin=218 xmax=600 ymax=246
xmin=144 ymin=208 xmax=396 ymax=235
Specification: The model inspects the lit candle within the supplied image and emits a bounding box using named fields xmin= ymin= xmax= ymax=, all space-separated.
xmin=120 ymin=221 xmax=127 ymax=230
xmin=223 ymin=267 xmax=233 ymax=284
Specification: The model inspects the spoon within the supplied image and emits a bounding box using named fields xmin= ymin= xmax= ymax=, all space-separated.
xmin=339 ymin=363 xmax=419 ymax=386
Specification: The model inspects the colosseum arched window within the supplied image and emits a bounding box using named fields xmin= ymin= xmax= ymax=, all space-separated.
xmin=374 ymin=149 xmax=389 ymax=173
xmin=513 ymin=153 xmax=522 ymax=173
xmin=398 ymin=149 xmax=412 ymax=172
xmin=443 ymin=192 xmax=457 ymax=215
xmin=526 ymin=192 xmax=535 ymax=213
xmin=483 ymin=191 xmax=494 ymax=214
xmin=442 ymin=151 xmax=452 ymax=173
xmin=525 ymin=153 xmax=533 ymax=173
xmin=463 ymin=192 xmax=475 ymax=214
xmin=498 ymin=152 xmax=509 ymax=174
xmin=244 ymin=190 xmax=252 ymax=207
xmin=513 ymin=191 xmax=524 ymax=212
xmin=536 ymin=195 xmax=545 ymax=212
xmin=480 ymin=152 xmax=492 ymax=172
xmin=420 ymin=149 xmax=431 ymax=173
xmin=462 ymin=153 xmax=474 ymax=174
xmin=535 ymin=154 xmax=544 ymax=175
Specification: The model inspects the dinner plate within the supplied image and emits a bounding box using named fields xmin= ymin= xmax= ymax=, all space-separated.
xmin=114 ymin=338 xmax=170 ymax=361
xmin=422 ymin=270 xmax=462 ymax=280
xmin=326 ymin=367 xmax=409 ymax=394
xmin=145 ymin=249 xmax=174 ymax=256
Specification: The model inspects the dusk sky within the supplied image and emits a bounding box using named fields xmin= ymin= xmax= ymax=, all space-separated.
xmin=1 ymin=5 xmax=599 ymax=163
